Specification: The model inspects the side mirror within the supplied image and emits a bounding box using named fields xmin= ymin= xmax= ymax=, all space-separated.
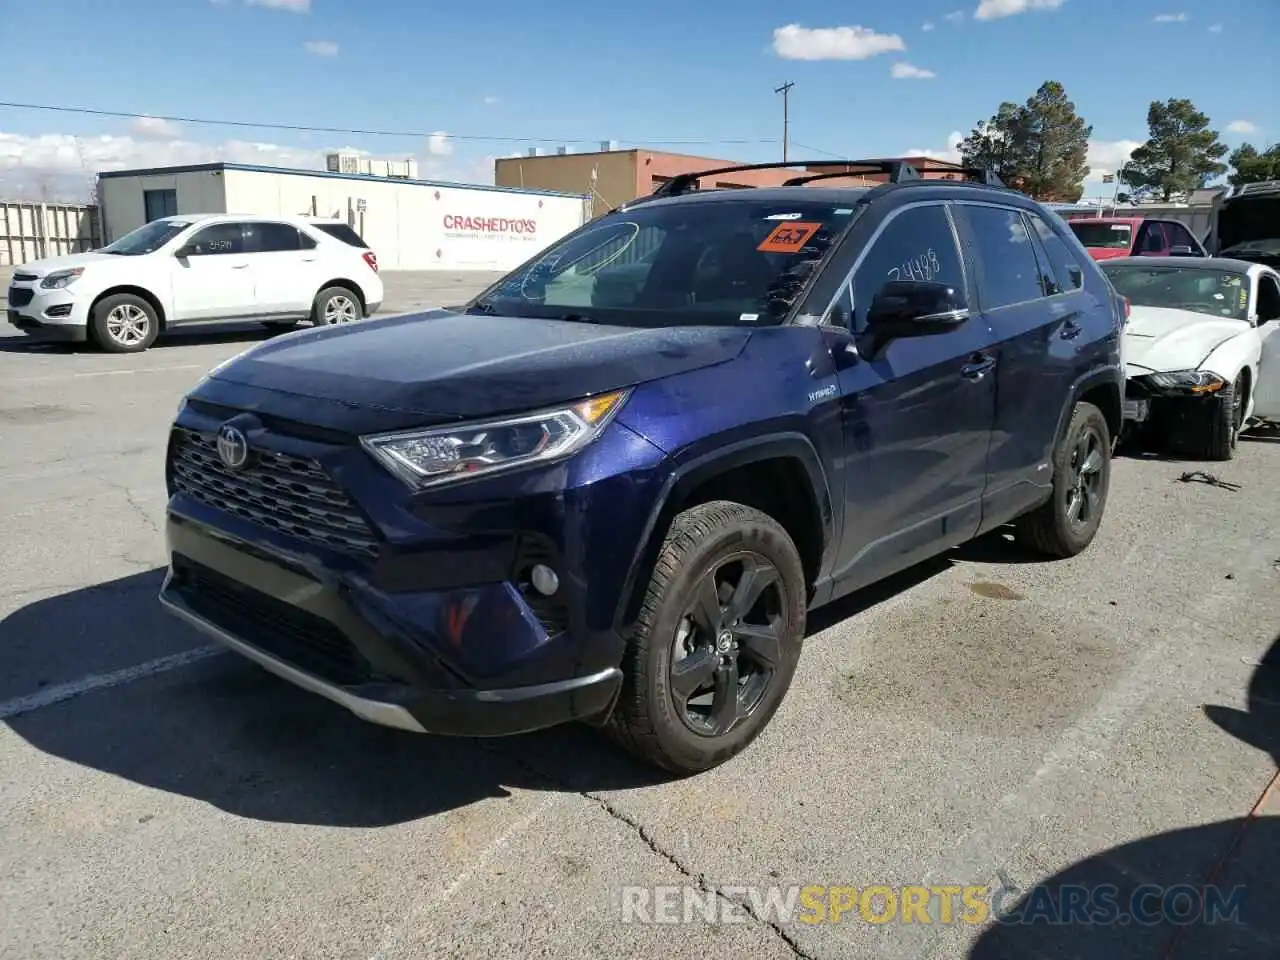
xmin=865 ymin=280 xmax=969 ymax=339
xmin=174 ymin=244 xmax=196 ymax=259
xmin=1169 ymin=245 xmax=1198 ymax=257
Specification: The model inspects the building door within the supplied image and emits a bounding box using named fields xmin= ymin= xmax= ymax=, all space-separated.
xmin=144 ymin=189 xmax=178 ymax=223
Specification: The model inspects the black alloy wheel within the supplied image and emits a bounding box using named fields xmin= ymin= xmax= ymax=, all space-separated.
xmin=670 ymin=553 xmax=783 ymax=737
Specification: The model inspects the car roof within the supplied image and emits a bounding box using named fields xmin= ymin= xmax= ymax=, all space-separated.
xmin=155 ymin=212 xmax=328 ymax=226
xmin=1099 ymin=255 xmax=1264 ymax=273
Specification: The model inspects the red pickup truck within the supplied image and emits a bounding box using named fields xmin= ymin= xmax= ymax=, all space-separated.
xmin=1066 ymin=216 xmax=1207 ymax=261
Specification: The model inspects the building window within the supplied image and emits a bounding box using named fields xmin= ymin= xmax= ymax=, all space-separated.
xmin=143 ymin=189 xmax=177 ymax=223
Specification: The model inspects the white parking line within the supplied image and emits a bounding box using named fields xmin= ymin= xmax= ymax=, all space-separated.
xmin=0 ymin=645 xmax=224 ymax=720
xmin=7 ymin=364 xmax=207 ymax=384
xmin=367 ymin=793 xmax=561 ymax=960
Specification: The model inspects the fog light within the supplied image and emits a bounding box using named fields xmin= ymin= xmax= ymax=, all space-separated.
xmin=530 ymin=564 xmax=559 ymax=597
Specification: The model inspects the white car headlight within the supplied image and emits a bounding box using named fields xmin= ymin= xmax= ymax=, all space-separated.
xmin=40 ymin=268 xmax=84 ymax=290
xmin=362 ymin=389 xmax=630 ymax=490
xmin=1146 ymin=370 xmax=1226 ymax=393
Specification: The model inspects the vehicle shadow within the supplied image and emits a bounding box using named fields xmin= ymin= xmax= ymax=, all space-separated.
xmin=968 ymin=633 xmax=1280 ymax=959
xmin=0 ymin=322 xmax=288 ymax=355
xmin=2 ymin=531 xmax=1076 ymax=830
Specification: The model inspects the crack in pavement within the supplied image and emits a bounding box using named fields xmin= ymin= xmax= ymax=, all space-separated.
xmin=474 ymin=740 xmax=820 ymax=960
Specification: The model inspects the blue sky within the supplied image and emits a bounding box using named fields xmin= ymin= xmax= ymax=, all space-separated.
xmin=2 ymin=0 xmax=1277 ymax=199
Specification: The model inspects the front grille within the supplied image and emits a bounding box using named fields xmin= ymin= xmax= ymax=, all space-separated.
xmin=8 ymin=287 xmax=33 ymax=307
xmin=169 ymin=426 xmax=379 ymax=561
xmin=12 ymin=272 xmax=37 ymax=282
xmin=172 ymin=555 xmax=374 ymax=686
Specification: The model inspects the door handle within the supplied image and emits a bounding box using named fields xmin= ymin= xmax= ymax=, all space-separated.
xmin=301 ymin=257 xmax=317 ymax=262
xmin=961 ymin=354 xmax=997 ymax=381
xmin=230 ymin=263 xmax=250 ymax=270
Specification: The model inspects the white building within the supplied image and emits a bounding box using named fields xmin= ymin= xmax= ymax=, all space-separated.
xmin=96 ymin=161 xmax=592 ymax=271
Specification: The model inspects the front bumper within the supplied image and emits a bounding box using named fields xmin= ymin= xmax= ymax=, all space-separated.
xmin=159 ymin=514 xmax=624 ymax=735
xmin=6 ymin=280 xmax=90 ymax=338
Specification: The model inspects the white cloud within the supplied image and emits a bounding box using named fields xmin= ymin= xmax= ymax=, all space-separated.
xmin=1227 ymin=120 xmax=1258 ymax=134
xmin=1152 ymin=12 xmax=1187 ymax=22
xmin=772 ymin=24 xmax=906 ymax=61
xmin=974 ymin=0 xmax=1065 ymax=21
xmin=903 ymin=131 xmax=964 ymax=164
xmin=483 ymin=95 xmax=500 ymax=105
xmin=944 ymin=10 xmax=965 ymax=22
xmin=303 ymin=39 xmax=339 ymax=56
xmin=1208 ymin=22 xmax=1222 ymax=32
xmin=922 ymin=21 xmax=935 ymax=31
xmin=1086 ymin=138 xmax=1142 ymax=182
xmin=0 ymin=128 xmax=473 ymax=201
xmin=427 ymin=132 xmax=453 ymax=156
xmin=245 ymin=0 xmax=310 ymax=11
xmin=130 ymin=116 xmax=183 ymax=140
xmin=891 ymin=62 xmax=936 ymax=79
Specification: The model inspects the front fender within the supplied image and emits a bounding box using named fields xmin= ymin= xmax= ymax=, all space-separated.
xmin=612 ymin=431 xmax=836 ymax=629
xmin=1198 ymin=330 xmax=1261 ymax=385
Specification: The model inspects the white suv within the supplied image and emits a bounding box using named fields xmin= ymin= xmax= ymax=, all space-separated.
xmin=6 ymin=213 xmax=385 ymax=353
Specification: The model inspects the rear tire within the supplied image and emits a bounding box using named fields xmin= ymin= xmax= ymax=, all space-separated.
xmin=311 ymin=286 xmax=361 ymax=326
xmin=1195 ymin=375 xmax=1243 ymax=461
xmin=606 ymin=501 xmax=806 ymax=774
xmin=1015 ymin=401 xmax=1111 ymax=558
xmin=89 ymin=293 xmax=159 ymax=354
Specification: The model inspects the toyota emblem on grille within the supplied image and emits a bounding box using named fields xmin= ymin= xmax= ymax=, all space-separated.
xmin=215 ymin=424 xmax=249 ymax=470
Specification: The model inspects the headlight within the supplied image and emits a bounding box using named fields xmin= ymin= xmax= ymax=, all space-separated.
xmin=40 ymin=268 xmax=84 ymax=290
xmin=361 ymin=389 xmax=630 ymax=489
xmin=1145 ymin=370 xmax=1226 ymax=393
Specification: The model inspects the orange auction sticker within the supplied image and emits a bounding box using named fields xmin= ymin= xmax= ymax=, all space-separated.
xmin=757 ymin=222 xmax=821 ymax=253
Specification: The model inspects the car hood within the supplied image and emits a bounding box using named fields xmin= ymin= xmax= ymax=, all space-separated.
xmin=208 ymin=309 xmax=752 ymax=425
xmin=1123 ymin=306 xmax=1250 ymax=375
xmin=12 ymin=252 xmax=119 ymax=276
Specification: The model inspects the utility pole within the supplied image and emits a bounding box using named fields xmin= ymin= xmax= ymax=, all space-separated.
xmin=774 ymin=81 xmax=794 ymax=162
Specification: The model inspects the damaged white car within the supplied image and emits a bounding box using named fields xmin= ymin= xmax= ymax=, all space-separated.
xmin=1102 ymin=256 xmax=1280 ymax=460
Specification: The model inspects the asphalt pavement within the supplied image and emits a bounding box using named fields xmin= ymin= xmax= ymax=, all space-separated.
xmin=1 ymin=273 xmax=1277 ymax=960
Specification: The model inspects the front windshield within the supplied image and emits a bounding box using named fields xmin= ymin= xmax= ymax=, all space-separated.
xmin=1102 ymin=264 xmax=1250 ymax=321
xmin=101 ymin=219 xmax=189 ymax=255
xmin=468 ymin=197 xmax=865 ymax=327
xmin=1069 ymin=221 xmax=1132 ymax=249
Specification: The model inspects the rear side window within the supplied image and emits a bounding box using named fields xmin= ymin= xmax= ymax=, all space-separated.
xmin=851 ymin=204 xmax=965 ymax=329
xmin=1027 ymin=212 xmax=1083 ymax=292
xmin=249 ymin=222 xmax=307 ymax=252
xmin=312 ymin=222 xmax=369 ymax=248
xmin=962 ymin=206 xmax=1044 ymax=309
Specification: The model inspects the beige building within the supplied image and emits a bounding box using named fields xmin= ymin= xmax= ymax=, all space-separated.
xmin=495 ymin=147 xmax=968 ymax=211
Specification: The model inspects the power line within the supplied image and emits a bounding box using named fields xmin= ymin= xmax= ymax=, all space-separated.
xmin=0 ymin=100 xmax=782 ymax=148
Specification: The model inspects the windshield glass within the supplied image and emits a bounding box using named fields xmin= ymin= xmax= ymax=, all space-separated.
xmin=468 ymin=198 xmax=864 ymax=327
xmin=1102 ymin=264 xmax=1250 ymax=320
xmin=1069 ymin=221 xmax=1133 ymax=249
xmin=102 ymin=219 xmax=189 ymax=255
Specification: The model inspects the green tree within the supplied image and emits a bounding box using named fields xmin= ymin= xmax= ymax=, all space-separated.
xmin=1123 ymin=99 xmax=1228 ymax=201
xmin=959 ymin=81 xmax=1091 ymax=202
xmin=1228 ymin=143 xmax=1280 ymax=186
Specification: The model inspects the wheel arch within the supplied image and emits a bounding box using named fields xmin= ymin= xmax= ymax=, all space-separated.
xmin=316 ymin=279 xmax=366 ymax=312
xmin=90 ymin=285 xmax=168 ymax=330
xmin=1057 ymin=365 xmax=1123 ymax=447
xmin=613 ymin=433 xmax=835 ymax=630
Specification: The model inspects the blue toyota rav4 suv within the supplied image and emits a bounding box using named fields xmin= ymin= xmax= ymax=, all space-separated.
xmin=160 ymin=159 xmax=1124 ymax=773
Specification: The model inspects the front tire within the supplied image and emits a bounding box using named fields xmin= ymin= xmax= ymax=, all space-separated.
xmin=1195 ymin=375 xmax=1243 ymax=461
xmin=1015 ymin=401 xmax=1112 ymax=558
xmin=89 ymin=293 xmax=159 ymax=354
xmin=607 ymin=501 xmax=807 ymax=774
xmin=311 ymin=286 xmax=361 ymax=326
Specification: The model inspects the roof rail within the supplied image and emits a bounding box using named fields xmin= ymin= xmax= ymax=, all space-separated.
xmin=937 ymin=167 xmax=1007 ymax=187
xmin=650 ymin=158 xmax=923 ymax=198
